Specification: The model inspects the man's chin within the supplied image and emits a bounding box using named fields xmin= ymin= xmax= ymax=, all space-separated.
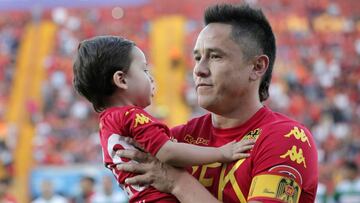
xmin=197 ymin=98 xmax=214 ymax=111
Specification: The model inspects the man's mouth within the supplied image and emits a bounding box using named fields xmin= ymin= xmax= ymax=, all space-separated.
xmin=196 ymin=83 xmax=213 ymax=90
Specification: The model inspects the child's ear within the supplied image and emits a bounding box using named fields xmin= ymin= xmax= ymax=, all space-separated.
xmin=113 ymin=71 xmax=128 ymax=89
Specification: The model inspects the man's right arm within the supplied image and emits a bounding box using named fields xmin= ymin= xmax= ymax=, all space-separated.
xmin=169 ymin=167 xmax=221 ymax=203
xmin=116 ymin=149 xmax=221 ymax=203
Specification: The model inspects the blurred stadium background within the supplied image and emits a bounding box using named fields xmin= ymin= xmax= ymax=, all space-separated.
xmin=0 ymin=0 xmax=359 ymax=202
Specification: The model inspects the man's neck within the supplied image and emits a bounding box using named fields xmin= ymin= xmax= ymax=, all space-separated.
xmin=211 ymin=102 xmax=263 ymax=129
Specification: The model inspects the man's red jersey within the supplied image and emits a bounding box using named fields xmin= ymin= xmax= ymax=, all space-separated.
xmin=99 ymin=106 xmax=178 ymax=203
xmin=171 ymin=106 xmax=318 ymax=203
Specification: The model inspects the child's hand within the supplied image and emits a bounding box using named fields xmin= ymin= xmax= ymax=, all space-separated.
xmin=219 ymin=139 xmax=256 ymax=162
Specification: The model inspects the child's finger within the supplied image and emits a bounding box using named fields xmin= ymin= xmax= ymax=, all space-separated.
xmin=234 ymin=144 xmax=254 ymax=153
xmin=235 ymin=140 xmax=255 ymax=148
xmin=232 ymin=153 xmax=251 ymax=160
xmin=238 ymin=139 xmax=256 ymax=145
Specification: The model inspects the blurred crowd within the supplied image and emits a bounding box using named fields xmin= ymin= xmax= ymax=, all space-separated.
xmin=30 ymin=175 xmax=128 ymax=203
xmin=0 ymin=174 xmax=128 ymax=203
xmin=0 ymin=0 xmax=359 ymax=202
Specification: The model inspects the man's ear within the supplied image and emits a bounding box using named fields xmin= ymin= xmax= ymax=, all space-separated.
xmin=113 ymin=71 xmax=127 ymax=89
xmin=249 ymin=55 xmax=269 ymax=81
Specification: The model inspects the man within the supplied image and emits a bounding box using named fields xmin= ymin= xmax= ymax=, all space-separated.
xmin=117 ymin=4 xmax=318 ymax=203
xmin=0 ymin=177 xmax=16 ymax=203
xmin=32 ymin=180 xmax=68 ymax=203
xmin=91 ymin=176 xmax=128 ymax=203
xmin=334 ymin=161 xmax=360 ymax=202
xmin=73 ymin=176 xmax=95 ymax=203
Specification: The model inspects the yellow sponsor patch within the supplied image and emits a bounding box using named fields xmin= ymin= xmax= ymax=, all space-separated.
xmin=248 ymin=174 xmax=301 ymax=203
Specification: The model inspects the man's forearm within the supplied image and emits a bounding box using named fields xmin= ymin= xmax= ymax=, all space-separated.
xmin=171 ymin=170 xmax=221 ymax=203
xmin=116 ymin=148 xmax=222 ymax=202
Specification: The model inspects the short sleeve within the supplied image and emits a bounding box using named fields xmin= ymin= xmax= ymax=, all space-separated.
xmin=170 ymin=124 xmax=187 ymax=141
xmin=122 ymin=107 xmax=170 ymax=156
xmin=247 ymin=124 xmax=318 ymax=203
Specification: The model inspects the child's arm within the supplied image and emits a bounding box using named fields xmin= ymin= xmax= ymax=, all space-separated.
xmin=155 ymin=139 xmax=255 ymax=167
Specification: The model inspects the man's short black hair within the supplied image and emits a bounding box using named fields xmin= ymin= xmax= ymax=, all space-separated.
xmin=204 ymin=4 xmax=276 ymax=102
xmin=73 ymin=36 xmax=135 ymax=112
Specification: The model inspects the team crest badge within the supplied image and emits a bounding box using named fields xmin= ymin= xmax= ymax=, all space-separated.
xmin=275 ymin=178 xmax=300 ymax=203
xmin=242 ymin=128 xmax=261 ymax=141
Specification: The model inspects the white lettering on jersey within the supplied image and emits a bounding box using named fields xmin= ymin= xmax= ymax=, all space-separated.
xmin=106 ymin=133 xmax=147 ymax=196
xmin=107 ymin=133 xmax=137 ymax=164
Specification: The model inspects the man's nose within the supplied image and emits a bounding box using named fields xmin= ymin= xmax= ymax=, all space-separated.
xmin=193 ymin=60 xmax=210 ymax=77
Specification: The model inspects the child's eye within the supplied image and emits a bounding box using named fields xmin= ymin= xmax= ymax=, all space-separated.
xmin=194 ymin=55 xmax=201 ymax=62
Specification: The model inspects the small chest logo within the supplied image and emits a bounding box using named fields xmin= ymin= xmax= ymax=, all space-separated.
xmin=242 ymin=128 xmax=261 ymax=141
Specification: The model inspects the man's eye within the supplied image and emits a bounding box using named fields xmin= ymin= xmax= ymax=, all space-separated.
xmin=210 ymin=54 xmax=220 ymax=59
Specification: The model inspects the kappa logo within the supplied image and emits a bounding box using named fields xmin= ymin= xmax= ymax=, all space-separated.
xmin=134 ymin=113 xmax=152 ymax=128
xmin=280 ymin=146 xmax=307 ymax=168
xmin=284 ymin=126 xmax=311 ymax=147
xmin=184 ymin=134 xmax=209 ymax=145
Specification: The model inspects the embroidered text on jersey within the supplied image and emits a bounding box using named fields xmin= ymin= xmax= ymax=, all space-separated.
xmin=184 ymin=134 xmax=209 ymax=145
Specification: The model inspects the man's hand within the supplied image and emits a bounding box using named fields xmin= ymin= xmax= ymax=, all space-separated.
xmin=116 ymin=149 xmax=183 ymax=193
xmin=219 ymin=139 xmax=255 ymax=162
xmin=116 ymin=146 xmax=222 ymax=203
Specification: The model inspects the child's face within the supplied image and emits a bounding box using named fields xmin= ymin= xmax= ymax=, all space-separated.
xmin=125 ymin=46 xmax=154 ymax=108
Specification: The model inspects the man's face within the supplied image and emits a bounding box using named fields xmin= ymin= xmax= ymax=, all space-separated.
xmin=81 ymin=179 xmax=94 ymax=194
xmin=193 ymin=23 xmax=253 ymax=114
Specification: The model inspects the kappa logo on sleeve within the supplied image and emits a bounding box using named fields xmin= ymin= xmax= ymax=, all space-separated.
xmin=280 ymin=145 xmax=307 ymax=168
xmin=284 ymin=126 xmax=311 ymax=147
xmin=134 ymin=113 xmax=152 ymax=128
